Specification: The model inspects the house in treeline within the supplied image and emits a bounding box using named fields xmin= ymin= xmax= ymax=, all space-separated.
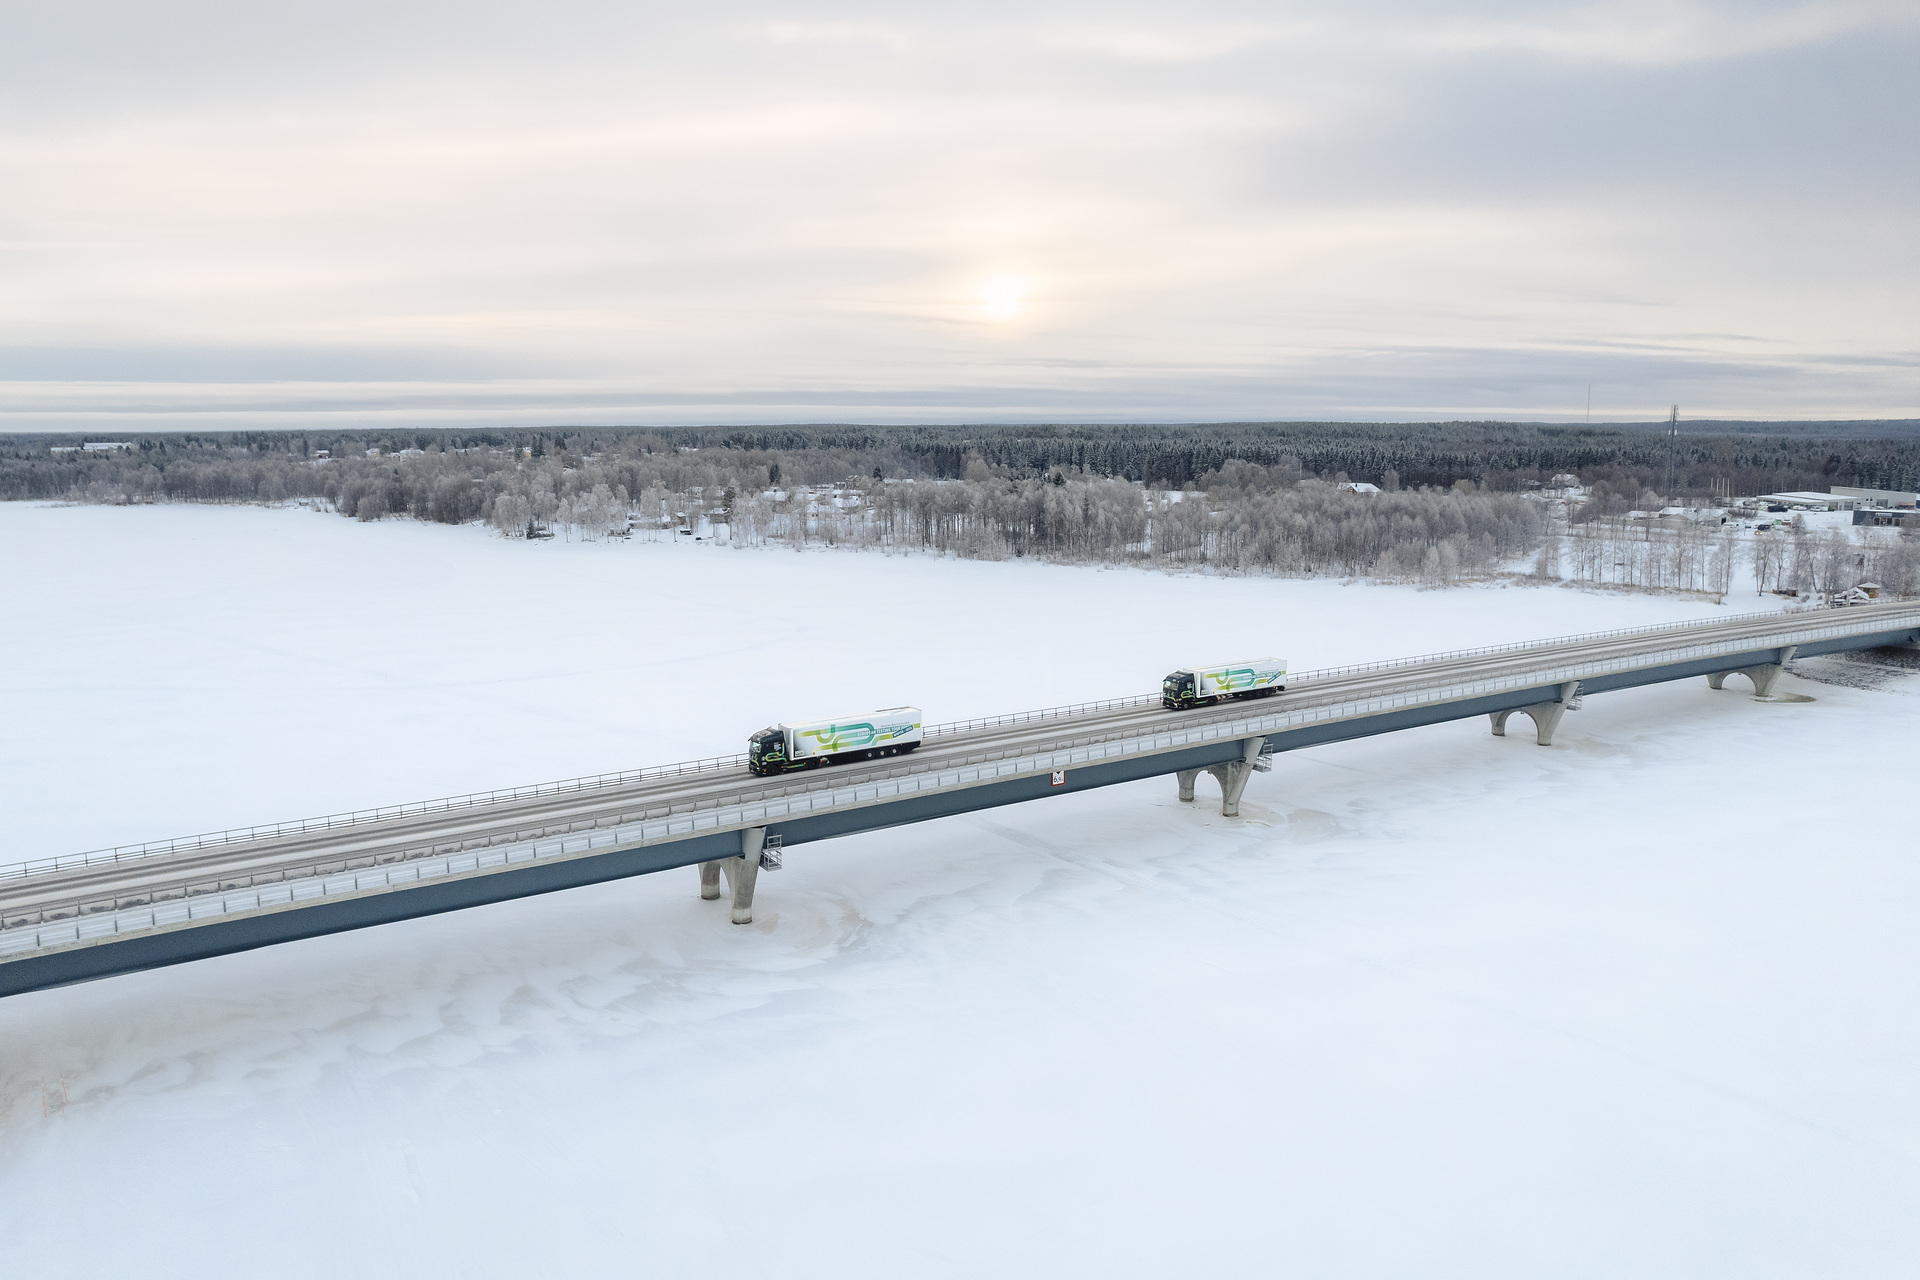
xmin=1337 ymin=481 xmax=1381 ymax=495
xmin=1657 ymin=505 xmax=1732 ymax=524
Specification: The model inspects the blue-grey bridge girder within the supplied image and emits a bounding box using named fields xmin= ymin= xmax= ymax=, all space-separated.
xmin=4 ymin=618 xmax=1917 ymax=999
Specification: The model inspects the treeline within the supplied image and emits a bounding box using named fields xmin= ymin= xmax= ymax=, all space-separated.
xmin=1553 ymin=522 xmax=1743 ymax=595
xmin=5 ymin=418 xmax=1920 ymax=499
xmin=0 ymin=429 xmax=1548 ymax=584
xmin=1746 ymin=520 xmax=1920 ymax=598
xmin=728 ymin=465 xmax=1546 ymax=584
xmin=1545 ymin=514 xmax=1920 ymax=598
xmin=4 ymin=424 xmax=1915 ymax=596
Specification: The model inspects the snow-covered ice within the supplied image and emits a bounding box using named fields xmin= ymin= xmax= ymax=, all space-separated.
xmin=3 ymin=503 xmax=1918 ymax=1278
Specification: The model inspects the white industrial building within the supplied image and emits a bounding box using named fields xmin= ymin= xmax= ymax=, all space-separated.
xmin=1745 ymin=486 xmax=1918 ymax=512
xmin=1830 ymin=486 xmax=1919 ymax=508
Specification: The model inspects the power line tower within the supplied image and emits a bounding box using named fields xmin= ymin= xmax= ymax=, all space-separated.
xmin=1663 ymin=405 xmax=1679 ymax=503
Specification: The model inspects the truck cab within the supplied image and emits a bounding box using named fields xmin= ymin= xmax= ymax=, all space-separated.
xmin=1162 ymin=671 xmax=1199 ymax=710
xmin=747 ymin=727 xmax=788 ymax=776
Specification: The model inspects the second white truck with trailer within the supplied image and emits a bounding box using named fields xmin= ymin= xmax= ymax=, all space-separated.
xmin=1161 ymin=659 xmax=1288 ymax=710
xmin=747 ymin=708 xmax=924 ymax=775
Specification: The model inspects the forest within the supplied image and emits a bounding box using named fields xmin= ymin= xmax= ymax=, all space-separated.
xmin=4 ymin=421 xmax=1916 ymax=594
xmin=5 ymin=419 xmax=1920 ymax=499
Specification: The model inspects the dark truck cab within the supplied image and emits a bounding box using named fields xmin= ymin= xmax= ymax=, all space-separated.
xmin=747 ymin=727 xmax=788 ymax=776
xmin=1162 ymin=671 xmax=1200 ymax=709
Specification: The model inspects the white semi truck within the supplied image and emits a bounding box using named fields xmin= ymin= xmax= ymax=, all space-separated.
xmin=1161 ymin=659 xmax=1287 ymax=710
xmin=747 ymin=707 xmax=924 ymax=776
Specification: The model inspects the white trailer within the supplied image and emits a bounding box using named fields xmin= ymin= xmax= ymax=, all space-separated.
xmin=1161 ymin=659 xmax=1287 ymax=709
xmin=748 ymin=707 xmax=924 ymax=775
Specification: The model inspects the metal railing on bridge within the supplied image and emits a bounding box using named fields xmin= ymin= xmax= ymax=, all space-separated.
xmin=8 ymin=598 xmax=1919 ymax=950
xmin=8 ymin=599 xmax=1906 ymax=888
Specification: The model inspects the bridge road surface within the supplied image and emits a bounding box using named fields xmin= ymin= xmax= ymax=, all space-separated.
xmin=5 ymin=602 xmax=1918 ymax=998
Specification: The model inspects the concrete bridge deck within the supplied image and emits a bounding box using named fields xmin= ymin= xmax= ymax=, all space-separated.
xmin=4 ymin=600 xmax=1916 ymax=998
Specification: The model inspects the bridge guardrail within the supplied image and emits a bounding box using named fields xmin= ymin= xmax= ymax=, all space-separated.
xmin=7 ymin=600 xmax=1920 ymax=949
xmin=925 ymin=695 xmax=1158 ymax=738
xmin=12 ymin=601 xmax=1915 ymax=952
xmin=6 ymin=599 xmax=1914 ymax=885
xmin=0 ymin=751 xmax=751 ymax=882
xmin=1294 ymin=601 xmax=1826 ymax=681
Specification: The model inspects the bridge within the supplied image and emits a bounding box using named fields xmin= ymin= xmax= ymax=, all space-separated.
xmin=5 ymin=602 xmax=1917 ymax=999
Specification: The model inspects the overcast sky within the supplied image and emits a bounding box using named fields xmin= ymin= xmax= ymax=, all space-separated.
xmin=2 ymin=0 xmax=1915 ymax=430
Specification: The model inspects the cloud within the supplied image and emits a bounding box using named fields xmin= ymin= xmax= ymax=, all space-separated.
xmin=1037 ymin=22 xmax=1325 ymax=62
xmin=0 ymin=0 xmax=1913 ymax=424
xmin=763 ymin=21 xmax=914 ymax=51
xmin=1399 ymin=0 xmax=1920 ymax=66
xmin=1036 ymin=2 xmax=1916 ymax=68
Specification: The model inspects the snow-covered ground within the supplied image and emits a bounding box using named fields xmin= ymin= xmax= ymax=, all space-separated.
xmin=3 ymin=503 xmax=1918 ymax=1278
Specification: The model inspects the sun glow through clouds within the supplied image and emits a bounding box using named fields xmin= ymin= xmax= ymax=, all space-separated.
xmin=980 ymin=275 xmax=1028 ymax=322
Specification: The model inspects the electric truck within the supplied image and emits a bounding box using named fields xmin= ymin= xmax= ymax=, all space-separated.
xmin=1161 ymin=659 xmax=1287 ymax=710
xmin=748 ymin=708 xmax=924 ymax=775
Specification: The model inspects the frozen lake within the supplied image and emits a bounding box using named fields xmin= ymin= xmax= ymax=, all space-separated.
xmin=3 ymin=503 xmax=1918 ymax=1278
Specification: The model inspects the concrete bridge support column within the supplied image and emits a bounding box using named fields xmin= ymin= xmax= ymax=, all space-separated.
xmin=716 ymin=827 xmax=767 ymax=924
xmin=1202 ymin=737 xmax=1274 ymax=818
xmin=1707 ymin=645 xmax=1797 ymax=698
xmin=697 ymin=860 xmax=722 ymax=900
xmin=1489 ymin=681 xmax=1582 ymax=746
xmin=1176 ymin=769 xmax=1200 ymax=802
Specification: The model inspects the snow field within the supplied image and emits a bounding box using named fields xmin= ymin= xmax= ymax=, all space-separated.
xmin=2 ymin=502 xmax=1917 ymax=1278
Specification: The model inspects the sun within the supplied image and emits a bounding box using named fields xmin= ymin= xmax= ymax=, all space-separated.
xmin=979 ymin=275 xmax=1027 ymax=322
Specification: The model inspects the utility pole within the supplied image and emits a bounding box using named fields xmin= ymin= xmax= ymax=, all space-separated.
xmin=1664 ymin=405 xmax=1679 ymax=504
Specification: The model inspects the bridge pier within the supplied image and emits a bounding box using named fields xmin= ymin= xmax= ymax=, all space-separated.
xmin=1707 ymin=645 xmax=1797 ymax=698
xmin=1195 ymin=737 xmax=1274 ymax=817
xmin=701 ymin=827 xmax=768 ymax=924
xmin=698 ymin=860 xmax=723 ymax=900
xmin=1489 ymin=681 xmax=1581 ymax=746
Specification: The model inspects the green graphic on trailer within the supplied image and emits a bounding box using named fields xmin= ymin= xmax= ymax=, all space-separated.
xmin=1206 ymin=667 xmax=1277 ymax=692
xmin=797 ymin=720 xmax=921 ymax=752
